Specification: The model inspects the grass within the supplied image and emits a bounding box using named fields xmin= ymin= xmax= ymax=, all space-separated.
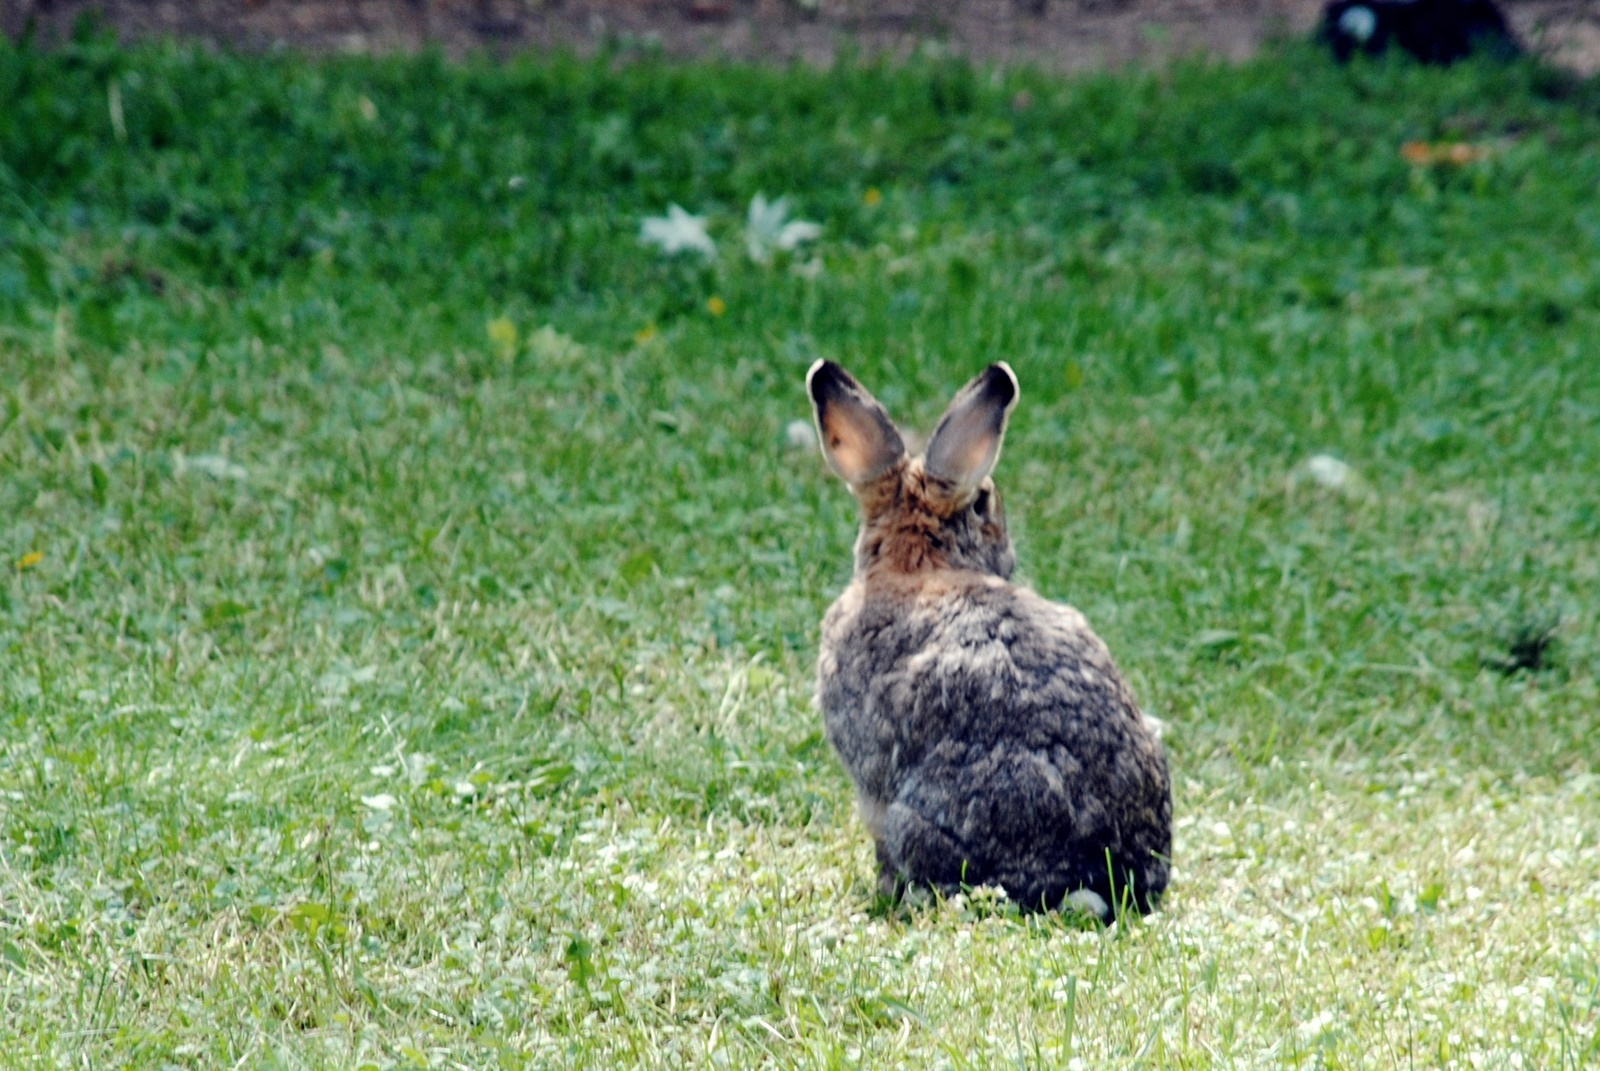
xmin=3 ymin=22 xmax=1600 ymax=1067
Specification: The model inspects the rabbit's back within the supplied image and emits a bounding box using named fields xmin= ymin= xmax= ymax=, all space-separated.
xmin=819 ymin=574 xmax=1171 ymax=910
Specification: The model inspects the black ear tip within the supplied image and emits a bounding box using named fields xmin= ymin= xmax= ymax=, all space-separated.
xmin=983 ymin=362 xmax=1019 ymax=408
xmin=807 ymin=359 xmax=854 ymax=404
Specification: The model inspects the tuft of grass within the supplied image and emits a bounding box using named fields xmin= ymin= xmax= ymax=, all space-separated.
xmin=2 ymin=28 xmax=1599 ymax=1067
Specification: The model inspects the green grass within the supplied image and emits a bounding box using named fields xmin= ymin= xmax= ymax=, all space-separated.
xmin=3 ymin=23 xmax=1600 ymax=1067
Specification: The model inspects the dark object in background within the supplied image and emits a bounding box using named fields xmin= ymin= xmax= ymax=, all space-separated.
xmin=1320 ymin=0 xmax=1520 ymax=64
xmin=1483 ymin=616 xmax=1561 ymax=676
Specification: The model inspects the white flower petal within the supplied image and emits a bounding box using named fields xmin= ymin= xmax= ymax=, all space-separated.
xmin=745 ymin=193 xmax=819 ymax=262
xmin=777 ymin=220 xmax=822 ymax=250
xmin=746 ymin=193 xmax=787 ymax=235
xmin=640 ymin=204 xmax=715 ymax=257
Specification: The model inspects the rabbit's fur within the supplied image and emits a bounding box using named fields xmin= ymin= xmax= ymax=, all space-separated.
xmin=808 ymin=360 xmax=1171 ymax=916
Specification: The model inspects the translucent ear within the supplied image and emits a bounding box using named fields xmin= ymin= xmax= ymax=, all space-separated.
xmin=807 ymin=360 xmax=906 ymax=488
xmin=923 ymin=363 xmax=1018 ymax=500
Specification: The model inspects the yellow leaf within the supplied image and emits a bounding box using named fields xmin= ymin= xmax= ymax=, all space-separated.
xmin=706 ymin=296 xmax=726 ymax=317
xmin=634 ymin=323 xmax=659 ymax=344
xmin=487 ymin=316 xmax=518 ymax=354
xmin=1400 ymin=141 xmax=1433 ymax=166
xmin=863 ymin=187 xmax=883 ymax=207
xmin=1400 ymin=141 xmax=1490 ymax=168
xmin=1063 ymin=360 xmax=1083 ymax=391
xmin=16 ymin=551 xmax=43 ymax=570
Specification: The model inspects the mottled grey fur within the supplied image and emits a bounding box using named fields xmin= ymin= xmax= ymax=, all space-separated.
xmin=808 ymin=360 xmax=1172 ymax=915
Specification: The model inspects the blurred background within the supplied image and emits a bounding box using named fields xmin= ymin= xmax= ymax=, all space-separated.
xmin=4 ymin=0 xmax=1599 ymax=73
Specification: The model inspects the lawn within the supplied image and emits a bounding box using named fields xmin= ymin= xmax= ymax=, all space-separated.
xmin=2 ymin=25 xmax=1599 ymax=1068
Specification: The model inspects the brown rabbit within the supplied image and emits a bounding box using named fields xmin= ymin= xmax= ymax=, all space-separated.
xmin=807 ymin=360 xmax=1171 ymax=916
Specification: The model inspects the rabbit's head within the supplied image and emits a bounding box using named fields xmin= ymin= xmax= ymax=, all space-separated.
xmin=807 ymin=360 xmax=1018 ymax=580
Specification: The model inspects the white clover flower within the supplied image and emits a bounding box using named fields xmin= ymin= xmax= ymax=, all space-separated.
xmin=784 ymin=419 xmax=816 ymax=451
xmin=745 ymin=193 xmax=821 ymax=263
xmin=640 ymin=205 xmax=715 ymax=257
xmin=1305 ymin=453 xmax=1351 ymax=489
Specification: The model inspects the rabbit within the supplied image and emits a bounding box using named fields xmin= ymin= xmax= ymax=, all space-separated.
xmin=806 ymin=359 xmax=1171 ymax=917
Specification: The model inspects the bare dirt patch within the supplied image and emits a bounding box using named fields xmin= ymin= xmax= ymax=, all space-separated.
xmin=2 ymin=0 xmax=1596 ymax=72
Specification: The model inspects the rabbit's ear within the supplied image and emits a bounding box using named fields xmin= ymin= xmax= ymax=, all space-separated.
xmin=924 ymin=363 xmax=1018 ymax=500
xmin=808 ymin=360 xmax=906 ymax=487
